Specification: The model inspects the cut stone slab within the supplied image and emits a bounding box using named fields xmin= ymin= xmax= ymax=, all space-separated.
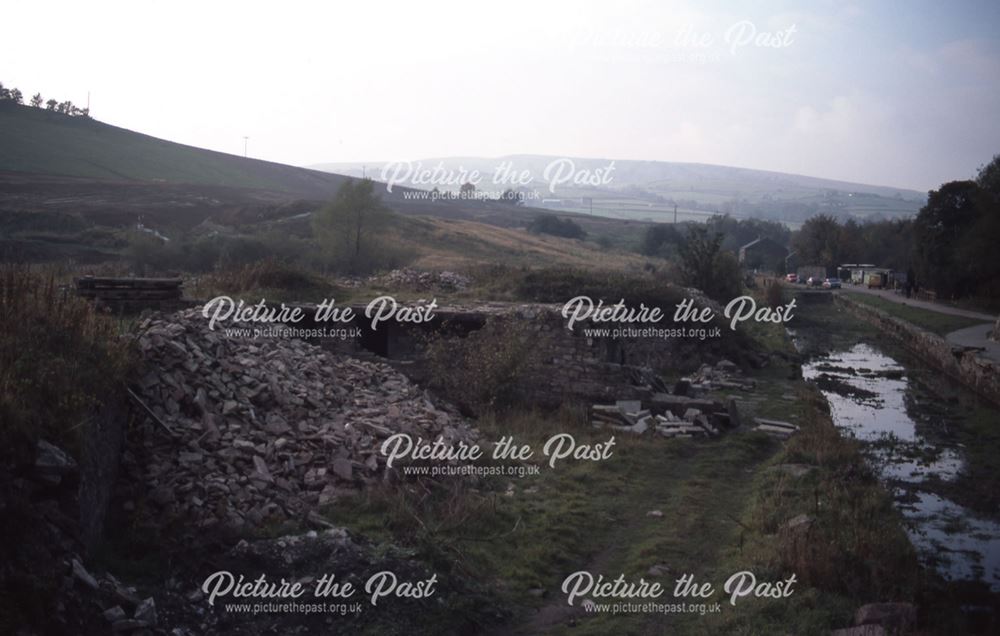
xmin=615 ymin=400 xmax=642 ymax=415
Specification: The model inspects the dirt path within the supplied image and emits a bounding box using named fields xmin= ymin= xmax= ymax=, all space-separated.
xmin=515 ymin=434 xmax=776 ymax=635
xmin=844 ymin=285 xmax=995 ymax=321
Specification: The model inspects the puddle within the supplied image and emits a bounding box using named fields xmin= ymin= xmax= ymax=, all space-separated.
xmin=802 ymin=342 xmax=1000 ymax=590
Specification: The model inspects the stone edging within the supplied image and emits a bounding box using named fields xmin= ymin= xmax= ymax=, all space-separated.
xmin=834 ymin=294 xmax=1000 ymax=406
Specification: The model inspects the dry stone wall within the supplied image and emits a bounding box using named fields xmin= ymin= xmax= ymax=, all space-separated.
xmin=835 ymin=294 xmax=1000 ymax=405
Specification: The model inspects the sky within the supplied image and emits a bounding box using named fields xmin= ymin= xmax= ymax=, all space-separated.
xmin=4 ymin=0 xmax=1000 ymax=191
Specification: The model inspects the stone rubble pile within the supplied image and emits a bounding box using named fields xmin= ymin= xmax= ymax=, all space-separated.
xmin=133 ymin=308 xmax=476 ymax=529
xmin=590 ymin=399 xmax=726 ymax=439
xmin=589 ymin=359 xmax=767 ymax=439
xmin=679 ymin=359 xmax=756 ymax=394
xmin=377 ymin=268 xmax=472 ymax=291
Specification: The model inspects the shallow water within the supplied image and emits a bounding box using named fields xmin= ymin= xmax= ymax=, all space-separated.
xmin=801 ymin=341 xmax=1000 ymax=590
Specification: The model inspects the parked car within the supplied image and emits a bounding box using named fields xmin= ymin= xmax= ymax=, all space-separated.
xmin=806 ymin=276 xmax=823 ymax=287
xmin=823 ymin=277 xmax=842 ymax=289
xmin=785 ymin=273 xmax=798 ymax=283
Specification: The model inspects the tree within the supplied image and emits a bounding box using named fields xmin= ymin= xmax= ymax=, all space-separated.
xmin=45 ymin=99 xmax=57 ymax=110
xmin=30 ymin=93 xmax=43 ymax=108
xmin=8 ymin=88 xmax=22 ymax=104
xmin=678 ymin=226 xmax=741 ymax=301
xmin=312 ymin=178 xmax=393 ymax=273
xmin=914 ymin=180 xmax=983 ymax=298
xmin=640 ymin=223 xmax=681 ymax=257
xmin=459 ymin=182 xmax=476 ymax=198
xmin=792 ymin=214 xmax=842 ymax=274
xmin=977 ymin=154 xmax=1000 ymax=199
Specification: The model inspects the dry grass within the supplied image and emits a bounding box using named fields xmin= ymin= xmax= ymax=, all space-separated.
xmin=750 ymin=387 xmax=920 ymax=602
xmin=389 ymin=216 xmax=651 ymax=271
xmin=0 ymin=264 xmax=134 ymax=457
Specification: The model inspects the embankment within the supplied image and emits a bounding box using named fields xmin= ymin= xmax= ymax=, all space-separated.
xmin=834 ymin=293 xmax=1000 ymax=405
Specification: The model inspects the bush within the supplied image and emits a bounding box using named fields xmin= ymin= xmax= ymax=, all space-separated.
xmin=640 ymin=224 xmax=681 ymax=257
xmin=527 ymin=214 xmax=586 ymax=239
xmin=0 ymin=265 xmax=134 ymax=459
xmin=424 ymin=317 xmax=539 ymax=415
xmin=678 ymin=227 xmax=743 ymax=302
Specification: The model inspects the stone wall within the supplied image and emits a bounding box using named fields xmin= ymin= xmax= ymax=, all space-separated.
xmin=323 ymin=303 xmax=741 ymax=409
xmin=835 ymin=295 xmax=1000 ymax=406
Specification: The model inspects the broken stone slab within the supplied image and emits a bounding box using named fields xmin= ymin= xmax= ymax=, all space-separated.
xmin=71 ymin=558 xmax=99 ymax=591
xmin=331 ymin=457 xmax=353 ymax=481
xmin=755 ymin=418 xmax=798 ymax=431
xmin=35 ymin=440 xmax=77 ymax=484
xmin=615 ymin=400 xmax=642 ymax=415
xmin=134 ymin=597 xmax=157 ymax=625
xmin=103 ymin=606 xmax=127 ymax=622
xmin=682 ymin=408 xmax=701 ymax=422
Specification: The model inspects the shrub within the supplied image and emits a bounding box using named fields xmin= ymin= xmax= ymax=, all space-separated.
xmin=527 ymin=214 xmax=586 ymax=239
xmin=423 ymin=317 xmax=539 ymax=415
xmin=0 ymin=265 xmax=134 ymax=459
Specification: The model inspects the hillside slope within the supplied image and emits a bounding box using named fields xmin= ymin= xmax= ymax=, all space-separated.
xmin=0 ymin=104 xmax=354 ymax=198
xmin=315 ymin=154 xmax=927 ymax=225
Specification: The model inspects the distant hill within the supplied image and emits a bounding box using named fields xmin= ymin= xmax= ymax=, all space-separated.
xmin=314 ymin=155 xmax=928 ymax=227
xmin=0 ymin=103 xmax=359 ymax=199
xmin=0 ymin=104 xmax=558 ymax=225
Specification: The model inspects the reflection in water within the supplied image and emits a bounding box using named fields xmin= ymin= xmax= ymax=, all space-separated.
xmin=802 ymin=342 xmax=1000 ymax=590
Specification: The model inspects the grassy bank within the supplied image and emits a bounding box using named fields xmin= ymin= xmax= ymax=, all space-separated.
xmin=842 ymin=291 xmax=989 ymax=335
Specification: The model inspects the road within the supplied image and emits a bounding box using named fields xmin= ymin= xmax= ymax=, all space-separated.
xmin=841 ymin=284 xmax=1000 ymax=364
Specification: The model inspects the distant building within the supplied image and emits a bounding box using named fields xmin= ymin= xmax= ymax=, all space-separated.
xmin=738 ymin=237 xmax=788 ymax=272
xmin=838 ymin=264 xmax=878 ymax=285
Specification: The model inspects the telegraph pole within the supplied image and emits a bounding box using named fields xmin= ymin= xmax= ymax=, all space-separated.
xmin=243 ymin=136 xmax=249 ymax=157
xmin=673 ymin=203 xmax=678 ymax=224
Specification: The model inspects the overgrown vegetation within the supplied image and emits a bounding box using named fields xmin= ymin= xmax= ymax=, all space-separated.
xmin=0 ymin=264 xmax=134 ymax=458
xmin=312 ymin=178 xmax=413 ymax=274
xmin=424 ymin=317 xmax=540 ymax=414
xmin=527 ymin=213 xmax=587 ymax=239
xmin=677 ymin=226 xmax=743 ymax=302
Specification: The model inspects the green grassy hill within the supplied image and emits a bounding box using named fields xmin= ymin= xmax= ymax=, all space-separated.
xmin=0 ymin=104 xmax=352 ymax=198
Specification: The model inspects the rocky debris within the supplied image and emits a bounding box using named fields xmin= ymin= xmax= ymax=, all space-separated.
xmin=377 ymin=268 xmax=471 ymax=292
xmin=35 ymin=439 xmax=78 ymax=486
xmin=134 ymin=597 xmax=157 ymax=626
xmin=590 ymin=401 xmax=652 ymax=434
xmin=591 ymin=391 xmax=733 ymax=439
xmin=131 ymin=308 xmax=477 ymax=530
xmin=753 ymin=418 xmax=799 ymax=439
xmin=681 ymin=359 xmax=755 ymax=393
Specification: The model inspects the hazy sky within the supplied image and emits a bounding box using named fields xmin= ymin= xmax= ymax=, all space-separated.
xmin=5 ymin=0 xmax=1000 ymax=191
